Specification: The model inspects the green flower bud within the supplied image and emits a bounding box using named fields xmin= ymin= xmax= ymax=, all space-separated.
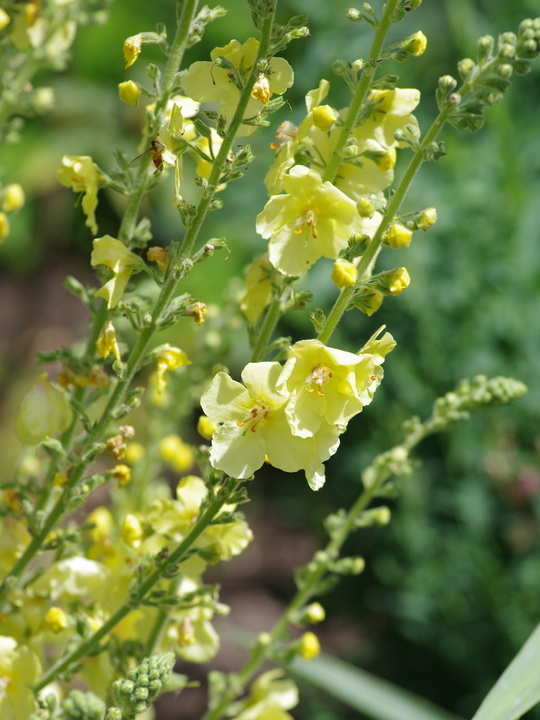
xmin=457 ymin=58 xmax=475 ymax=79
xmin=477 ymin=35 xmax=494 ymax=63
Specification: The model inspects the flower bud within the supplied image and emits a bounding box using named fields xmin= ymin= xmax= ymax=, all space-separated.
xmin=347 ymin=8 xmax=362 ymax=21
xmin=312 ymin=104 xmax=338 ymax=131
xmin=438 ymin=74 xmax=458 ymax=92
xmin=357 ymin=197 xmax=374 ymax=218
xmin=96 ymin=321 xmax=121 ymax=362
xmin=384 ymin=222 xmax=413 ymax=248
xmin=123 ymin=34 xmax=142 ymax=68
xmin=496 ymin=63 xmax=513 ymax=78
xmin=417 ymin=207 xmax=437 ymax=230
xmin=0 ymin=212 xmax=10 ymax=243
xmin=32 ymin=87 xmax=55 ymax=114
xmin=1 ymin=183 xmax=25 ymax=212
xmin=299 ymin=632 xmax=320 ymax=660
xmin=16 ymin=372 xmax=73 ymax=445
xmin=477 ymin=35 xmax=494 ymax=63
xmin=408 ymin=0 xmax=422 ymax=8
xmin=197 ymin=415 xmax=216 ymax=440
xmin=457 ymin=58 xmax=475 ymax=79
xmin=46 ymin=607 xmax=69 ymax=633
xmin=331 ymin=259 xmax=357 ymax=288
xmin=0 ymin=8 xmax=11 ymax=31
xmin=118 ymin=80 xmax=142 ymax=106
xmin=386 ymin=267 xmax=410 ymax=295
xmin=147 ymin=246 xmax=169 ymax=272
xmin=362 ymin=289 xmax=383 ymax=316
xmin=305 ymin=602 xmax=325 ymax=624
xmin=404 ymin=30 xmax=427 ymax=57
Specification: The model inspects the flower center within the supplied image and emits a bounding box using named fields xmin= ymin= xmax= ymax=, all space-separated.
xmin=236 ymin=402 xmax=271 ymax=433
xmin=294 ymin=207 xmax=318 ymax=239
xmin=305 ymin=365 xmax=333 ymax=397
xmin=270 ymin=120 xmax=298 ymax=148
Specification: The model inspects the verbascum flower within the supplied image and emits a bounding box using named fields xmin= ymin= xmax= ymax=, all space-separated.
xmin=123 ymin=33 xmax=142 ymax=68
xmin=362 ymin=88 xmax=421 ymax=149
xmin=331 ymin=258 xmax=357 ymax=288
xmin=231 ymin=670 xmax=298 ymax=720
xmin=240 ymin=253 xmax=273 ymax=323
xmin=57 ymin=155 xmax=101 ymax=235
xmin=201 ymin=362 xmax=339 ymax=489
xmin=96 ymin=321 xmax=121 ymax=362
xmin=256 ymin=165 xmax=364 ymax=276
xmin=384 ymin=222 xmax=413 ymax=248
xmin=31 ymin=557 xmax=109 ymax=603
xmin=0 ymin=9 xmax=11 ymax=31
xmin=0 ymin=518 xmax=31 ymax=578
xmin=90 ymin=235 xmax=145 ymax=308
xmin=404 ymin=30 xmax=427 ymax=57
xmin=16 ymin=372 xmax=73 ymax=445
xmin=45 ymin=607 xmax=69 ymax=633
xmin=167 ymin=603 xmax=220 ymax=663
xmin=0 ymin=636 xmax=42 ymax=720
xmin=299 ymin=631 xmax=320 ymax=660
xmin=197 ymin=415 xmax=216 ymax=439
xmin=145 ymin=475 xmax=208 ymax=537
xmin=279 ymin=337 xmax=395 ymax=439
xmin=181 ymin=38 xmax=293 ymax=136
xmin=155 ymin=345 xmax=190 ymax=396
xmin=417 ymin=207 xmax=437 ymax=230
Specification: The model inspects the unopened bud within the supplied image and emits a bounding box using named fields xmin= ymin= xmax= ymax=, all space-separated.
xmin=0 ymin=212 xmax=9 ymax=244
xmin=305 ymin=602 xmax=325 ymax=624
xmin=347 ymin=8 xmax=362 ymax=21
xmin=1 ymin=184 xmax=24 ymax=213
xmin=331 ymin=259 xmax=357 ymax=288
xmin=122 ymin=513 xmax=144 ymax=547
xmin=357 ymin=197 xmax=374 ymax=218
xmin=438 ymin=74 xmax=458 ymax=93
xmin=312 ymin=104 xmax=338 ymax=131
xmin=0 ymin=8 xmax=11 ymax=31
xmin=384 ymin=222 xmax=412 ymax=249
xmin=299 ymin=632 xmax=320 ymax=660
xmin=46 ymin=607 xmax=69 ymax=634
xmin=403 ymin=30 xmax=427 ymax=57
xmin=457 ymin=58 xmax=475 ymax=79
xmin=197 ymin=415 xmax=216 ymax=440
xmin=118 ymin=80 xmax=142 ymax=106
xmin=477 ymin=35 xmax=494 ymax=63
xmin=417 ymin=207 xmax=437 ymax=230
xmin=386 ymin=267 xmax=410 ymax=295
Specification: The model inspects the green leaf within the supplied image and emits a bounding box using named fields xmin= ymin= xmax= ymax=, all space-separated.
xmin=472 ymin=621 xmax=540 ymax=720
xmin=288 ymin=654 xmax=464 ymax=720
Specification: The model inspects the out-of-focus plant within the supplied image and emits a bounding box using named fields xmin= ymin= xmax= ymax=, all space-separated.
xmin=0 ymin=1 xmax=539 ymax=719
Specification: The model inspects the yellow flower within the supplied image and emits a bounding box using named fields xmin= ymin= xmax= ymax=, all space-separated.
xmin=256 ymin=165 xmax=364 ymax=276
xmin=0 ymin=636 xmax=42 ymax=720
xmin=147 ymin=246 xmax=169 ymax=272
xmin=16 ymin=372 xmax=73 ymax=445
xmin=384 ymin=222 xmax=413 ymax=248
xmin=299 ymin=631 xmax=320 ymax=660
xmin=90 ymin=235 xmax=144 ymax=308
xmin=331 ymin=258 xmax=357 ymax=288
xmin=57 ymin=155 xmax=101 ymax=235
xmin=125 ymin=442 xmax=145 ymax=465
xmin=45 ymin=607 xmax=69 ymax=633
xmin=305 ymin=602 xmax=325 ymax=624
xmin=113 ymin=464 xmax=131 ymax=488
xmin=96 ymin=321 xmax=121 ymax=362
xmin=197 ymin=415 xmax=216 ymax=440
xmin=1 ymin=183 xmax=25 ymax=212
xmin=159 ymin=434 xmax=194 ymax=473
xmin=181 ymin=38 xmax=293 ymax=137
xmin=0 ymin=212 xmax=10 ymax=244
xmin=240 ymin=254 xmax=273 ymax=323
xmin=123 ymin=33 xmax=142 ymax=68
xmin=155 ymin=345 xmax=190 ymax=396
xmin=232 ymin=670 xmax=298 ymax=720
xmin=118 ymin=79 xmax=141 ymax=105
xmin=0 ymin=518 xmax=31 ymax=578
xmin=52 ymin=471 xmax=68 ymax=487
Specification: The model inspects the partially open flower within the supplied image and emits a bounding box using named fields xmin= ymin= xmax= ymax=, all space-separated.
xmin=57 ymin=156 xmax=101 ymax=235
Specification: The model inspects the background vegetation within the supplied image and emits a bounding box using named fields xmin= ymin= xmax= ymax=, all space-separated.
xmin=1 ymin=0 xmax=540 ymax=717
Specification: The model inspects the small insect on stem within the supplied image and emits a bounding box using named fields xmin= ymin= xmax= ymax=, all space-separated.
xmin=129 ymin=133 xmax=165 ymax=172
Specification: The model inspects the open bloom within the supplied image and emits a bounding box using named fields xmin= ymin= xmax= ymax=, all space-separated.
xmin=232 ymin=670 xmax=299 ymax=720
xmin=256 ymin=165 xmax=364 ymax=276
xmin=201 ymin=362 xmax=339 ymax=488
xmin=16 ymin=372 xmax=73 ymax=445
xmin=181 ymin=38 xmax=293 ymax=136
xmin=57 ymin=155 xmax=101 ymax=235
xmin=279 ymin=335 xmax=395 ymax=439
xmin=0 ymin=637 xmax=42 ymax=720
xmin=90 ymin=235 xmax=144 ymax=308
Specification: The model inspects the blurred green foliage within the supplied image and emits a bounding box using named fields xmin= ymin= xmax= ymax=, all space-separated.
xmin=1 ymin=0 xmax=540 ymax=718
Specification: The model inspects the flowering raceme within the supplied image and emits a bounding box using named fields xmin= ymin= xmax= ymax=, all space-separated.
xmin=181 ymin=38 xmax=293 ymax=136
xmin=256 ymin=165 xmax=364 ymax=276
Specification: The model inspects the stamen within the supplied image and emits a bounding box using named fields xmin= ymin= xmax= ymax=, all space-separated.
xmin=304 ymin=365 xmax=333 ymax=397
xmin=236 ymin=403 xmax=270 ymax=433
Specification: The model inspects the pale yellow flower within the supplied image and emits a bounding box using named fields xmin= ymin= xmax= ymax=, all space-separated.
xmin=154 ymin=345 xmax=190 ymax=396
xmin=57 ymin=155 xmax=101 ymax=235
xmin=1 ymin=184 xmax=25 ymax=213
xmin=96 ymin=321 xmax=121 ymax=362
xmin=118 ymin=80 xmax=141 ymax=105
xmin=16 ymin=372 xmax=73 ymax=445
xmin=0 ymin=636 xmax=41 ymax=720
xmin=90 ymin=235 xmax=144 ymax=308
xmin=256 ymin=166 xmax=363 ymax=276
xmin=181 ymin=38 xmax=293 ymax=137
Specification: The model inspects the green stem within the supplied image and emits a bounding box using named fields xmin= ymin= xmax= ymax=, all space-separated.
xmin=322 ymin=0 xmax=400 ymax=185
xmin=250 ymin=297 xmax=284 ymax=362
xmin=146 ymin=576 xmax=183 ymax=655
xmin=34 ymin=480 xmax=240 ymax=692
